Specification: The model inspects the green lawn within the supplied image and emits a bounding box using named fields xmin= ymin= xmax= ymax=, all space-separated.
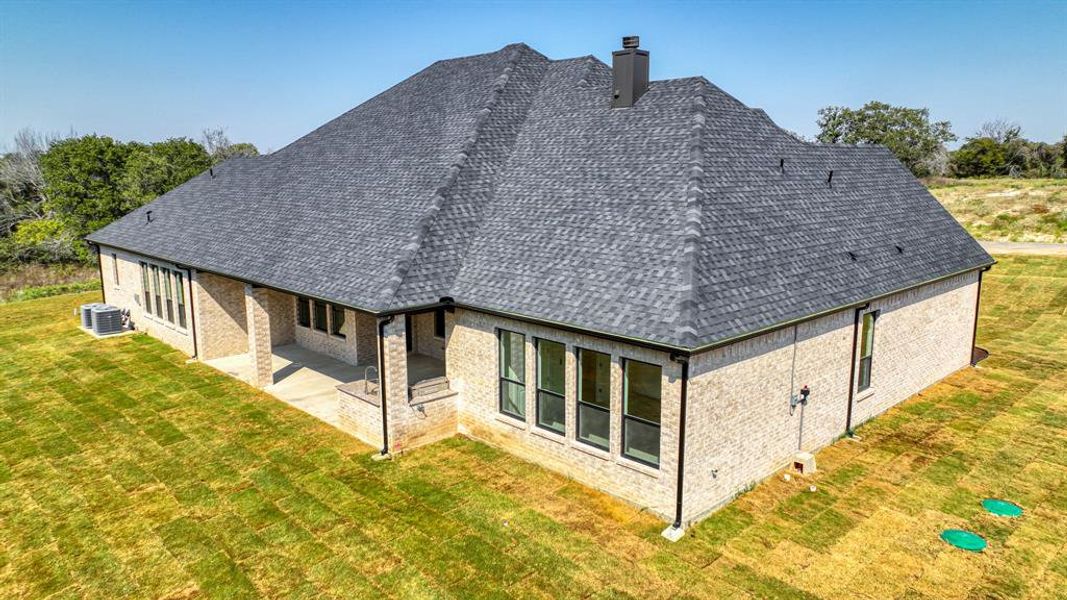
xmin=1 ymin=255 xmax=1065 ymax=599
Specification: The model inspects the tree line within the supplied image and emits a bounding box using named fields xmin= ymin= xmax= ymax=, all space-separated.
xmin=0 ymin=129 xmax=257 ymax=268
xmin=816 ymin=101 xmax=1066 ymax=179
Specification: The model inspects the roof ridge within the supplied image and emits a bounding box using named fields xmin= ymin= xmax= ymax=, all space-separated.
xmin=377 ymin=43 xmax=530 ymax=306
xmin=674 ymin=87 xmax=710 ymax=346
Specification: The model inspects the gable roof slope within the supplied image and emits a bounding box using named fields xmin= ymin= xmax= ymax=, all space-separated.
xmin=89 ymin=43 xmax=992 ymax=351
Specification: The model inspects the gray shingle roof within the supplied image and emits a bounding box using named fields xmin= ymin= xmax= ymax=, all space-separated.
xmin=88 ymin=43 xmax=992 ymax=351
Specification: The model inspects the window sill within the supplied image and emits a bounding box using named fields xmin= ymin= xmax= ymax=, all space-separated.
xmin=529 ymin=426 xmax=565 ymax=445
xmin=856 ymin=388 xmax=875 ymax=403
xmin=495 ymin=413 xmax=527 ymax=431
xmin=615 ymin=455 xmax=661 ymax=478
xmin=570 ymin=440 xmax=611 ymax=461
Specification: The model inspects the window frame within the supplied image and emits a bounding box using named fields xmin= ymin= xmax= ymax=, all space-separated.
xmin=111 ymin=253 xmax=119 ymax=286
xmin=140 ymin=262 xmax=152 ymax=314
xmin=534 ymin=337 xmax=566 ymax=435
xmin=296 ymin=296 xmax=311 ymax=328
xmin=621 ymin=357 xmax=662 ymax=468
xmin=150 ymin=265 xmax=163 ymax=319
xmin=857 ymin=311 xmax=879 ymax=393
xmin=313 ymin=300 xmax=328 ymax=333
xmin=163 ymin=269 xmax=175 ymax=324
xmin=433 ymin=308 xmax=446 ymax=339
xmin=497 ymin=329 xmax=526 ymax=421
xmin=575 ymin=347 xmax=611 ymax=451
xmin=174 ymin=271 xmax=187 ymax=329
xmin=329 ymin=304 xmax=346 ymax=339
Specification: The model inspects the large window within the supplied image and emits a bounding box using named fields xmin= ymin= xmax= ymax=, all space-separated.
xmin=140 ymin=263 xmax=151 ymax=313
xmin=857 ymin=311 xmax=878 ymax=392
xmin=434 ymin=308 xmax=446 ymax=339
xmin=174 ymin=272 xmax=187 ymax=329
xmin=535 ymin=339 xmax=566 ymax=434
xmin=150 ymin=265 xmax=163 ymax=318
xmin=313 ymin=300 xmax=328 ymax=332
xmin=498 ymin=330 xmax=525 ymax=419
xmin=577 ymin=348 xmax=611 ymax=450
xmin=163 ymin=271 xmax=175 ymax=324
xmin=330 ymin=305 xmax=346 ymax=338
xmin=622 ymin=359 xmax=662 ymax=467
xmin=297 ymin=297 xmax=311 ymax=328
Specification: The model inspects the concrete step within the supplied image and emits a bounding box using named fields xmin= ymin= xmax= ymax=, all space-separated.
xmin=410 ymin=376 xmax=449 ymax=397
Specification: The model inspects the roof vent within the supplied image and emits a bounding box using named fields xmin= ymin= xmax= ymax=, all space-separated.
xmin=612 ymin=36 xmax=649 ymax=108
xmin=146 ymin=210 xmax=153 ymax=223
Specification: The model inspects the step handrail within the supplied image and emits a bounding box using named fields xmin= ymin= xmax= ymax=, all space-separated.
xmin=364 ymin=365 xmax=379 ymax=396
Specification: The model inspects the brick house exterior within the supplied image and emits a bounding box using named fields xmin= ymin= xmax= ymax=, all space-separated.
xmin=88 ymin=40 xmax=993 ymax=536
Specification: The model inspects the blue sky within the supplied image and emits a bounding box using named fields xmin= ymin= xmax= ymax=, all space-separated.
xmin=2 ymin=0 xmax=1064 ymax=152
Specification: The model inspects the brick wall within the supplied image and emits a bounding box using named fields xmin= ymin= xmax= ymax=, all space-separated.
xmin=97 ymin=246 xmax=195 ymax=355
xmin=294 ymin=302 xmax=362 ymax=366
xmin=446 ymin=308 xmax=682 ymax=520
xmin=192 ymin=271 xmax=248 ymax=360
xmin=266 ymin=289 xmax=295 ymax=346
xmin=411 ymin=311 xmax=446 ymax=360
xmin=681 ymin=271 xmax=979 ymax=523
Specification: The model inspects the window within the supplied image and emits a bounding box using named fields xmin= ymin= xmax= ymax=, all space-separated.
xmin=434 ymin=308 xmax=446 ymax=339
xmin=313 ymin=300 xmax=328 ymax=332
xmin=163 ymin=270 xmax=175 ymax=323
xmin=330 ymin=305 xmax=346 ymax=338
xmin=174 ymin=272 xmax=187 ymax=329
xmin=535 ymin=339 xmax=565 ymax=434
xmin=111 ymin=253 xmax=119 ymax=285
xmin=150 ymin=265 xmax=163 ymax=318
xmin=622 ymin=359 xmax=662 ymax=467
xmin=498 ymin=330 xmax=525 ymax=419
xmin=297 ymin=297 xmax=311 ymax=328
xmin=140 ymin=263 xmax=151 ymax=312
xmin=576 ymin=348 xmax=611 ymax=450
xmin=857 ymin=311 xmax=878 ymax=392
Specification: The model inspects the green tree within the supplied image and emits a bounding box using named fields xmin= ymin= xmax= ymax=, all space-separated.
xmin=39 ymin=135 xmax=131 ymax=241
xmin=121 ymin=138 xmax=211 ymax=208
xmin=816 ymin=101 xmax=956 ymax=177
xmin=950 ymin=137 xmax=1008 ymax=177
xmin=201 ymin=128 xmax=259 ymax=163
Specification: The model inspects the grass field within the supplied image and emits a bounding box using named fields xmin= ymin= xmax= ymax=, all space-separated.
xmin=0 ymin=255 xmax=1065 ymax=599
xmin=927 ymin=178 xmax=1067 ymax=243
xmin=0 ymin=264 xmax=99 ymax=304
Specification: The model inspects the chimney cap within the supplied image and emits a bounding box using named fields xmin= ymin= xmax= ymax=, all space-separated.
xmin=622 ymin=36 xmax=640 ymax=49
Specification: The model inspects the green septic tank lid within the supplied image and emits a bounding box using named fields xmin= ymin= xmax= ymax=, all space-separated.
xmin=982 ymin=498 xmax=1023 ymax=518
xmin=940 ymin=529 xmax=987 ymax=552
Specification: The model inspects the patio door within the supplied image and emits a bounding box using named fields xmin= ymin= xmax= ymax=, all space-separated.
xmin=405 ymin=314 xmax=413 ymax=352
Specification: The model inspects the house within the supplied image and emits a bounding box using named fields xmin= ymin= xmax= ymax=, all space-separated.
xmin=86 ymin=38 xmax=993 ymax=539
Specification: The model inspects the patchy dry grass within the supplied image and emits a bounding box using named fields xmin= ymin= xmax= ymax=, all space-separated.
xmin=0 ymin=255 xmax=1065 ymax=598
xmin=927 ymin=178 xmax=1067 ymax=243
xmin=0 ymin=263 xmax=98 ymax=303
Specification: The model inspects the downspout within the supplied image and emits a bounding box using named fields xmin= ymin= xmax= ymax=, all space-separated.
xmin=174 ymin=265 xmax=199 ymax=359
xmin=92 ymin=243 xmax=107 ymax=304
xmin=377 ymin=315 xmax=396 ymax=456
xmin=844 ymin=303 xmax=870 ymax=436
xmin=670 ymin=354 xmax=690 ymax=533
xmin=970 ymin=267 xmax=991 ymax=365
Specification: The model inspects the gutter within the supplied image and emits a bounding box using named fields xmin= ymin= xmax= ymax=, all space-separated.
xmin=91 ymin=242 xmax=107 ymax=305
xmin=377 ymin=315 xmax=395 ymax=456
xmin=844 ymin=303 xmax=870 ymax=436
xmin=91 ymin=239 xmax=994 ymax=360
xmin=970 ymin=265 xmax=993 ymax=365
xmin=669 ymin=354 xmax=690 ymax=535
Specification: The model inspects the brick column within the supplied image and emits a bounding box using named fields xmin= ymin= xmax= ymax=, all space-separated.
xmin=381 ymin=317 xmax=409 ymax=452
xmin=245 ymin=284 xmax=273 ymax=387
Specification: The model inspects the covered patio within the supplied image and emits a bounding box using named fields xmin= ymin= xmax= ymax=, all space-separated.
xmin=205 ymin=343 xmax=446 ymax=428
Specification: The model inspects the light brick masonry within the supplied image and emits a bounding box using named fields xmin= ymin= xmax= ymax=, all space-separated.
xmin=96 ymin=245 xmax=981 ymax=528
